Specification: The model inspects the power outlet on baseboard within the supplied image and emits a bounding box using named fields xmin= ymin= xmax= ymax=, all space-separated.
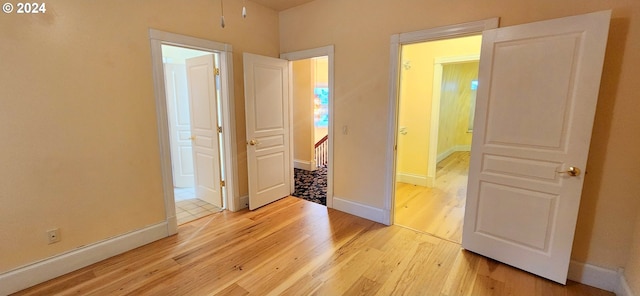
xmin=46 ymin=228 xmax=60 ymax=244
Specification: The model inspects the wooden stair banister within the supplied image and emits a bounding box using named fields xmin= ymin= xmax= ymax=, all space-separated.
xmin=314 ymin=135 xmax=328 ymax=168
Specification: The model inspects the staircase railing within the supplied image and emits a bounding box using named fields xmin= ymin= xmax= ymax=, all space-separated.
xmin=314 ymin=135 xmax=328 ymax=168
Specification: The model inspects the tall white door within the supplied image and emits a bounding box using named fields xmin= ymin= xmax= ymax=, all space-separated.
xmin=164 ymin=64 xmax=195 ymax=188
xmin=243 ymin=53 xmax=291 ymax=210
xmin=186 ymin=55 xmax=223 ymax=208
xmin=462 ymin=11 xmax=610 ymax=284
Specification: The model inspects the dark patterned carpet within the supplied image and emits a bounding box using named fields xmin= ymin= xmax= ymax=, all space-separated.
xmin=293 ymin=167 xmax=327 ymax=206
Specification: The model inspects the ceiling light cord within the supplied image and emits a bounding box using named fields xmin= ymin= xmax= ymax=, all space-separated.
xmin=220 ymin=0 xmax=225 ymax=28
xmin=219 ymin=0 xmax=247 ymax=28
xmin=242 ymin=0 xmax=247 ymax=18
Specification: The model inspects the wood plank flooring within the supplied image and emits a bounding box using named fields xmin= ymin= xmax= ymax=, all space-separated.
xmin=14 ymin=196 xmax=612 ymax=296
xmin=395 ymin=151 xmax=470 ymax=243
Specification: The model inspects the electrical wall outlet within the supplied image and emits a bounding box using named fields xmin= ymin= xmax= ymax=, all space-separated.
xmin=47 ymin=228 xmax=60 ymax=244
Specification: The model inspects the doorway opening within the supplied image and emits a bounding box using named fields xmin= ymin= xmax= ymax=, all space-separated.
xmin=281 ymin=46 xmax=335 ymax=208
xmin=150 ymin=29 xmax=240 ymax=235
xmin=393 ymin=35 xmax=481 ymax=243
xmin=161 ymin=45 xmax=225 ymax=225
xmin=290 ymin=56 xmax=330 ymax=206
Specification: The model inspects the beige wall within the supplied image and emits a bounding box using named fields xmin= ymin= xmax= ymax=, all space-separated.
xmin=293 ymin=59 xmax=314 ymax=162
xmin=280 ymin=0 xmax=640 ymax=271
xmin=626 ymin=215 xmax=640 ymax=294
xmin=0 ymin=0 xmax=279 ymax=273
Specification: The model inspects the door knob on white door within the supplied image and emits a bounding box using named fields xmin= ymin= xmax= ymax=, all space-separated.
xmin=248 ymin=139 xmax=258 ymax=146
xmin=556 ymin=166 xmax=581 ymax=177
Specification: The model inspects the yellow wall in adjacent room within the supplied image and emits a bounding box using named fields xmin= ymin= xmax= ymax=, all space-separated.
xmin=293 ymin=59 xmax=314 ymax=163
xmin=436 ymin=61 xmax=478 ymax=156
xmin=0 ymin=0 xmax=279 ymax=273
xmin=280 ymin=0 xmax=640 ymax=278
xmin=292 ymin=57 xmax=329 ymax=166
xmin=313 ymin=57 xmax=329 ymax=143
xmin=396 ymin=36 xmax=481 ymax=179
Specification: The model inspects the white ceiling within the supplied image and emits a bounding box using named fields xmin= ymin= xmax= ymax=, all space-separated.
xmin=250 ymin=0 xmax=315 ymax=11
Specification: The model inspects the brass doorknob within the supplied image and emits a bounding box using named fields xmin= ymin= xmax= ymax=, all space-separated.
xmin=190 ymin=135 xmax=196 ymax=141
xmin=248 ymin=139 xmax=258 ymax=146
xmin=557 ymin=166 xmax=581 ymax=177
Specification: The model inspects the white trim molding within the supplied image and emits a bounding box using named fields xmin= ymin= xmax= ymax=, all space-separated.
xmin=333 ymin=197 xmax=387 ymax=224
xmin=617 ymin=268 xmax=636 ymax=296
xmin=436 ymin=145 xmax=472 ymax=164
xmin=396 ymin=172 xmax=432 ymax=187
xmin=294 ymin=159 xmax=317 ymax=171
xmin=239 ymin=195 xmax=249 ymax=210
xmin=0 ymin=222 xmax=169 ymax=295
xmin=568 ymin=261 xmax=636 ymax=295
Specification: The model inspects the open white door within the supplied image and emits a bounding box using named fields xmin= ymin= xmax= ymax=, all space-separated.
xmin=164 ymin=63 xmax=195 ymax=188
xmin=243 ymin=53 xmax=291 ymax=210
xmin=462 ymin=11 xmax=610 ymax=284
xmin=186 ymin=55 xmax=223 ymax=208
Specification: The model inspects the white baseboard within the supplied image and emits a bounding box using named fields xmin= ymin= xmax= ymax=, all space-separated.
xmin=167 ymin=215 xmax=178 ymax=235
xmin=568 ymin=260 xmax=625 ymax=293
xmin=396 ymin=172 xmax=433 ymax=187
xmin=617 ymin=268 xmax=636 ymax=296
xmin=333 ymin=197 xmax=386 ymax=224
xmin=0 ymin=222 xmax=170 ymax=295
xmin=294 ymin=159 xmax=316 ymax=171
xmin=239 ymin=195 xmax=249 ymax=210
xmin=436 ymin=145 xmax=471 ymax=163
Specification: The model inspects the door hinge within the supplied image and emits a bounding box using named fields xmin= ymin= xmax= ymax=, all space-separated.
xmin=217 ymin=126 xmax=223 ymax=133
xmin=220 ymin=180 xmax=226 ymax=187
xmin=214 ymin=68 xmax=220 ymax=75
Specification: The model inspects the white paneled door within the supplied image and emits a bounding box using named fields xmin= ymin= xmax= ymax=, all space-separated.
xmin=462 ymin=11 xmax=610 ymax=284
xmin=243 ymin=53 xmax=291 ymax=210
xmin=186 ymin=55 xmax=223 ymax=208
xmin=164 ymin=63 xmax=195 ymax=188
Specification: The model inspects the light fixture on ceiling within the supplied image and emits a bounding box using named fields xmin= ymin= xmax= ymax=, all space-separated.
xmin=219 ymin=0 xmax=247 ymax=28
xmin=242 ymin=0 xmax=247 ymax=18
xmin=220 ymin=0 xmax=226 ymax=28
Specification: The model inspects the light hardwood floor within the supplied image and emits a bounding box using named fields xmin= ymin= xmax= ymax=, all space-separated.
xmin=14 ymin=196 xmax=612 ymax=295
xmin=395 ymin=151 xmax=470 ymax=243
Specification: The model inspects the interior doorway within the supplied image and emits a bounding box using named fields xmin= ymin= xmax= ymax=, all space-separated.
xmin=393 ymin=36 xmax=481 ymax=243
xmin=161 ymin=45 xmax=225 ymax=225
xmin=281 ymin=46 xmax=334 ymax=208
xmin=290 ymin=56 xmax=330 ymax=206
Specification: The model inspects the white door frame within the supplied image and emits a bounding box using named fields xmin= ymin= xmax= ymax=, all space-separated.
xmin=281 ymin=45 xmax=335 ymax=208
xmin=384 ymin=19 xmax=499 ymax=225
xmin=426 ymin=55 xmax=480 ymax=186
xmin=150 ymin=29 xmax=239 ymax=235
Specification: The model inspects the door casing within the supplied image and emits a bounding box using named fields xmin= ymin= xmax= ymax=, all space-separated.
xmin=150 ymin=29 xmax=239 ymax=235
xmin=385 ymin=19 xmax=500 ymax=226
